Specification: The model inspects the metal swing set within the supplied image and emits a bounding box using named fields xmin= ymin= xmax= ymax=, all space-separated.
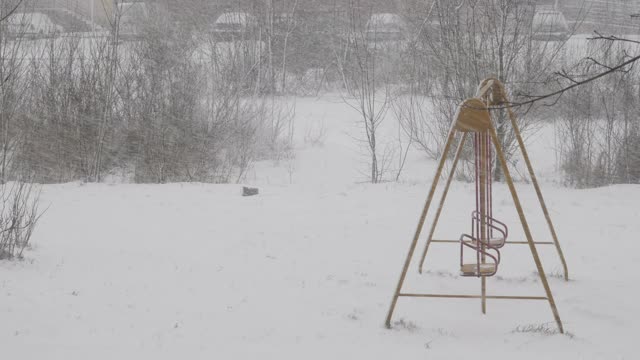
xmin=384 ymin=78 xmax=569 ymax=333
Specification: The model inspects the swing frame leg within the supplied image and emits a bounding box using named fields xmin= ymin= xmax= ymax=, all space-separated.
xmin=506 ymin=107 xmax=569 ymax=281
xmin=488 ymin=125 xmax=564 ymax=334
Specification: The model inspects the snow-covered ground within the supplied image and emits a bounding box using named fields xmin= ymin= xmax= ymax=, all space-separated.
xmin=1 ymin=95 xmax=639 ymax=359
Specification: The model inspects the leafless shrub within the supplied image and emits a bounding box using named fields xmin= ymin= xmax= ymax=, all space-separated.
xmin=304 ymin=119 xmax=327 ymax=147
xmin=494 ymin=274 xmax=537 ymax=284
xmin=260 ymin=98 xmax=296 ymax=162
xmin=2 ymin=3 xmax=295 ymax=185
xmin=335 ymin=1 xmax=396 ymax=183
xmin=556 ymin=40 xmax=640 ymax=187
xmin=392 ymin=318 xmax=419 ymax=332
xmin=422 ymin=269 xmax=457 ymax=279
xmin=293 ymin=68 xmax=329 ymax=97
xmin=513 ymin=323 xmax=574 ymax=338
xmin=396 ymin=0 xmax=571 ymax=181
xmin=544 ymin=269 xmax=569 ymax=280
xmin=6 ymin=1 xmax=636 ymax=188
xmin=392 ymin=114 xmax=413 ymax=182
xmin=16 ymin=35 xmax=112 ymax=182
xmin=393 ymin=93 xmax=448 ymax=159
xmin=0 ymin=181 xmax=44 ymax=260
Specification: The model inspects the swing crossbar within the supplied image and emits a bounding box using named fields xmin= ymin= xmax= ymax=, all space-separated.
xmin=398 ymin=293 xmax=548 ymax=300
xmin=431 ymin=239 xmax=554 ymax=245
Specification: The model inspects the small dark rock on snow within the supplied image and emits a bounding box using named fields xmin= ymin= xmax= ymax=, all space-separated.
xmin=242 ymin=187 xmax=259 ymax=196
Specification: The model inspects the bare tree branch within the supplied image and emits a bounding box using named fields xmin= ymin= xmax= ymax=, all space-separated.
xmin=0 ymin=0 xmax=25 ymax=23
xmin=500 ymin=53 xmax=640 ymax=110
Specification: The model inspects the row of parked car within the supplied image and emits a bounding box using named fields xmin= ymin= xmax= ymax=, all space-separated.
xmin=203 ymin=7 xmax=570 ymax=43
xmin=4 ymin=3 xmax=571 ymax=43
xmin=364 ymin=7 xmax=571 ymax=43
xmin=114 ymin=2 xmax=572 ymax=43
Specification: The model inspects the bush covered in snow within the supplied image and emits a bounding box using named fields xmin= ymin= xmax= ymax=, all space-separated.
xmin=0 ymin=182 xmax=43 ymax=260
xmin=0 ymin=8 xmax=294 ymax=184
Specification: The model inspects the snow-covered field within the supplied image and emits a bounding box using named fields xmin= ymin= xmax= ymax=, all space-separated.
xmin=1 ymin=95 xmax=638 ymax=359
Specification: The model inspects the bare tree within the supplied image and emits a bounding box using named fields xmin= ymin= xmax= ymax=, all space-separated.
xmin=0 ymin=2 xmax=45 ymax=261
xmin=398 ymin=0 xmax=576 ymax=180
xmin=0 ymin=2 xmax=33 ymax=183
xmin=91 ymin=0 xmax=125 ymax=182
xmin=555 ymin=38 xmax=640 ymax=187
xmin=336 ymin=0 xmax=394 ymax=183
xmin=0 ymin=181 xmax=44 ymax=259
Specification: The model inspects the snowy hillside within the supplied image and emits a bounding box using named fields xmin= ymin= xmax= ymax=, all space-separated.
xmin=1 ymin=95 xmax=639 ymax=359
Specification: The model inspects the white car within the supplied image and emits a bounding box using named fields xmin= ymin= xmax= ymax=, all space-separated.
xmin=213 ymin=12 xmax=258 ymax=39
xmin=364 ymin=13 xmax=414 ymax=55
xmin=532 ymin=7 xmax=570 ymax=41
xmin=365 ymin=13 xmax=408 ymax=43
